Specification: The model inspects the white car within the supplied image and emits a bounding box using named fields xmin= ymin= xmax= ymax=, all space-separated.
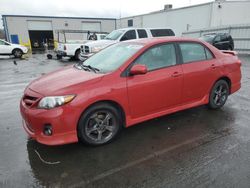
xmin=0 ymin=39 xmax=28 ymax=58
xmin=56 ymin=33 xmax=107 ymax=60
xmin=80 ymin=28 xmax=175 ymax=61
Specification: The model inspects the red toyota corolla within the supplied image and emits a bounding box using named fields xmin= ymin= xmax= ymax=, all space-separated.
xmin=20 ymin=37 xmax=241 ymax=146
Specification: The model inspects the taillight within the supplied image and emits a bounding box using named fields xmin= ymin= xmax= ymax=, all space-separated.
xmin=64 ymin=45 xmax=66 ymax=51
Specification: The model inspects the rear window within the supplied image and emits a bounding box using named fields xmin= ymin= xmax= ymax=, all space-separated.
xmin=150 ymin=29 xmax=175 ymax=37
xmin=137 ymin=29 xmax=148 ymax=38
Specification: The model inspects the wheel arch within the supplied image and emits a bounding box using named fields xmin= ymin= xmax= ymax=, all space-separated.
xmin=77 ymin=100 xmax=126 ymax=129
xmin=213 ymin=76 xmax=232 ymax=94
xmin=75 ymin=48 xmax=80 ymax=56
xmin=12 ymin=48 xmax=23 ymax=54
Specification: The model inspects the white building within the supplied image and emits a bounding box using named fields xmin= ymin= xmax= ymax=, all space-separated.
xmin=118 ymin=0 xmax=250 ymax=36
xmin=2 ymin=0 xmax=250 ymax=52
xmin=2 ymin=15 xmax=116 ymax=50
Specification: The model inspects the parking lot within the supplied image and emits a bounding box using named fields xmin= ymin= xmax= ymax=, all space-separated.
xmin=0 ymin=54 xmax=250 ymax=187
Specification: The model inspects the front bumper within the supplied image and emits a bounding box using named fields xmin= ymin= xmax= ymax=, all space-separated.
xmin=20 ymin=89 xmax=78 ymax=145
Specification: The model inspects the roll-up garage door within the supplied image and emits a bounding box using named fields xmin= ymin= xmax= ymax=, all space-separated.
xmin=27 ymin=21 xmax=52 ymax=31
xmin=82 ymin=22 xmax=101 ymax=32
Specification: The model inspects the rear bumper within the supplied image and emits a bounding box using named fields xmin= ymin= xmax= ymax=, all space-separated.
xmin=56 ymin=50 xmax=67 ymax=57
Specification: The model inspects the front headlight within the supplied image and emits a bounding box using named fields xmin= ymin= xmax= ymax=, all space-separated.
xmin=38 ymin=95 xmax=76 ymax=109
xmin=91 ymin=46 xmax=103 ymax=53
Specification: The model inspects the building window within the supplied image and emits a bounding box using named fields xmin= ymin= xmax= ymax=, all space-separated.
xmin=128 ymin=19 xmax=133 ymax=27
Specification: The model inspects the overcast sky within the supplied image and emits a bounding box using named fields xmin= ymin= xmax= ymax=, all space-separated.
xmin=0 ymin=0 xmax=213 ymax=29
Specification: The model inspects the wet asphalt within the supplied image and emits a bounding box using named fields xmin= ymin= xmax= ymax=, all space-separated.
xmin=0 ymin=53 xmax=250 ymax=188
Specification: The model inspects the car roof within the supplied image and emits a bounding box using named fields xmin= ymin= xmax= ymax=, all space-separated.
xmin=123 ymin=36 xmax=204 ymax=46
xmin=116 ymin=28 xmax=173 ymax=31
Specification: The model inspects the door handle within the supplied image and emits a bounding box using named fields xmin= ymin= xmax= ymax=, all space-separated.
xmin=211 ymin=64 xmax=217 ymax=69
xmin=171 ymin=72 xmax=182 ymax=77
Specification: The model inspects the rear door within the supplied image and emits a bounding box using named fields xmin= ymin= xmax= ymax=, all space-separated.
xmin=127 ymin=43 xmax=183 ymax=118
xmin=179 ymin=42 xmax=221 ymax=104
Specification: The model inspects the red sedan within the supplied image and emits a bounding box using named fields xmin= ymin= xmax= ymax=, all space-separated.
xmin=20 ymin=37 xmax=241 ymax=146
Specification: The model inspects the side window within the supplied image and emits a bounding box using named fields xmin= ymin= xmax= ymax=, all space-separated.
xmin=134 ymin=43 xmax=177 ymax=71
xmin=179 ymin=43 xmax=207 ymax=63
xmin=120 ymin=30 xmax=136 ymax=41
xmin=0 ymin=40 xmax=5 ymax=45
xmin=150 ymin=29 xmax=174 ymax=37
xmin=137 ymin=29 xmax=148 ymax=38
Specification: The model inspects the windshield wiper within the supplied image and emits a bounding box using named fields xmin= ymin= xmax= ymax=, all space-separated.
xmin=80 ymin=64 xmax=100 ymax=73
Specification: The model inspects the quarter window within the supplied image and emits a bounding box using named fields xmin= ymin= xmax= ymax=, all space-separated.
xmin=134 ymin=44 xmax=177 ymax=71
xmin=205 ymin=48 xmax=213 ymax=60
xmin=180 ymin=43 xmax=213 ymax=63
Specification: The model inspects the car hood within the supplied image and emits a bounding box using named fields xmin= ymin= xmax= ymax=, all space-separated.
xmin=27 ymin=65 xmax=104 ymax=96
xmin=84 ymin=39 xmax=117 ymax=48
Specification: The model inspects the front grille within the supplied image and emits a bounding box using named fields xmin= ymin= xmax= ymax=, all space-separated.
xmin=84 ymin=46 xmax=90 ymax=53
xmin=23 ymin=95 xmax=38 ymax=107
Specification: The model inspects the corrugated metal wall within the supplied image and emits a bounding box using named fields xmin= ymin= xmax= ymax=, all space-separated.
xmin=182 ymin=24 xmax=250 ymax=53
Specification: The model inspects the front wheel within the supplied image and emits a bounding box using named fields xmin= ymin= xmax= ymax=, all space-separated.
xmin=78 ymin=103 xmax=122 ymax=146
xmin=75 ymin=49 xmax=81 ymax=60
xmin=13 ymin=49 xmax=23 ymax=58
xmin=208 ymin=80 xmax=229 ymax=109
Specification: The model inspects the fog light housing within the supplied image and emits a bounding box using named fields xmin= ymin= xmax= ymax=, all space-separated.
xmin=44 ymin=124 xmax=52 ymax=136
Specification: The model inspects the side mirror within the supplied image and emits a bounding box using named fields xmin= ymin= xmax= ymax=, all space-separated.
xmin=130 ymin=64 xmax=147 ymax=75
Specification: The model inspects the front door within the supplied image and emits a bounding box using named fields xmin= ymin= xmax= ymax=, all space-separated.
xmin=127 ymin=43 xmax=183 ymax=118
xmin=0 ymin=40 xmax=12 ymax=54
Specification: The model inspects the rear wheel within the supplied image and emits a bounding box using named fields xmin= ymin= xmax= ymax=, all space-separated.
xmin=78 ymin=103 xmax=122 ymax=146
xmin=13 ymin=49 xmax=23 ymax=58
xmin=208 ymin=80 xmax=229 ymax=109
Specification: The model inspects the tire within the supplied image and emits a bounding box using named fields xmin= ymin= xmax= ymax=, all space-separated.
xmin=75 ymin=49 xmax=80 ymax=60
xmin=56 ymin=54 xmax=62 ymax=60
xmin=13 ymin=49 xmax=23 ymax=58
xmin=77 ymin=103 xmax=123 ymax=146
xmin=47 ymin=54 xmax=53 ymax=59
xmin=208 ymin=80 xmax=229 ymax=109
xmin=228 ymin=46 xmax=233 ymax=51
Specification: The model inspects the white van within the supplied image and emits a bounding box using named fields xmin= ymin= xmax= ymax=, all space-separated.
xmin=80 ymin=28 xmax=175 ymax=61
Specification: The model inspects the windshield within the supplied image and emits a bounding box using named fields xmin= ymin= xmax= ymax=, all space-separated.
xmin=104 ymin=30 xmax=125 ymax=40
xmin=83 ymin=42 xmax=144 ymax=73
xmin=200 ymin=35 xmax=215 ymax=42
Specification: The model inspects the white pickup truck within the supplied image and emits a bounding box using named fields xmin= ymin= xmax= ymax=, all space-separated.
xmin=80 ymin=28 xmax=175 ymax=61
xmin=56 ymin=33 xmax=107 ymax=60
